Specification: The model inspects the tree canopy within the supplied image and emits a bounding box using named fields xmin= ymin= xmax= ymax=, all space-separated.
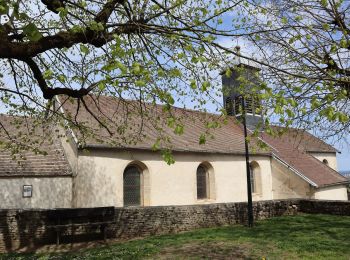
xmin=0 ymin=0 xmax=349 ymax=158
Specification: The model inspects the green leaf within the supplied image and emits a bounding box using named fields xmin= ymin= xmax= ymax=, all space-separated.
xmin=135 ymin=80 xmax=146 ymax=87
xmin=190 ymin=79 xmax=197 ymax=90
xmin=23 ymin=23 xmax=42 ymax=41
xmin=132 ymin=62 xmax=141 ymax=74
xmin=330 ymin=44 xmax=337 ymax=53
xmin=57 ymin=74 xmax=66 ymax=83
xmin=152 ymin=139 xmax=161 ymax=151
xmin=80 ymin=44 xmax=90 ymax=55
xmin=338 ymin=113 xmax=348 ymax=123
xmin=79 ymin=0 xmax=87 ymax=7
xmin=281 ymin=17 xmax=288 ymax=24
xmin=174 ymin=124 xmax=184 ymax=135
xmin=162 ymin=150 xmax=175 ymax=165
xmin=57 ymin=7 xmax=68 ymax=18
xmin=170 ymin=68 xmax=182 ymax=77
xmin=43 ymin=70 xmax=53 ymax=80
xmin=322 ymin=23 xmax=330 ymax=31
xmin=116 ymin=62 xmax=127 ymax=74
xmin=201 ymin=81 xmax=210 ymax=92
xmin=199 ymin=134 xmax=206 ymax=144
xmin=340 ymin=39 xmax=347 ymax=48
xmin=0 ymin=3 xmax=9 ymax=15
xmin=98 ymin=82 xmax=105 ymax=91
xmin=167 ymin=117 xmax=175 ymax=128
xmin=88 ymin=21 xmax=104 ymax=31
xmin=157 ymin=69 xmax=165 ymax=77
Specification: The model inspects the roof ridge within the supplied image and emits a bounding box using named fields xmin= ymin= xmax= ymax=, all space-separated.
xmin=271 ymin=125 xmax=337 ymax=153
xmin=72 ymin=94 xmax=230 ymax=120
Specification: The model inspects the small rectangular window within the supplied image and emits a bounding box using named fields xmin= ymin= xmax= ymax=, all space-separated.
xmin=23 ymin=185 xmax=32 ymax=198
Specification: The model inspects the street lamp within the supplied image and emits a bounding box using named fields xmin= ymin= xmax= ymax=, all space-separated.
xmin=241 ymin=95 xmax=254 ymax=227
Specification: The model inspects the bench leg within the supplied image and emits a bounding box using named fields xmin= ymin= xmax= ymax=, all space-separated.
xmin=101 ymin=225 xmax=107 ymax=241
xmin=56 ymin=230 xmax=60 ymax=246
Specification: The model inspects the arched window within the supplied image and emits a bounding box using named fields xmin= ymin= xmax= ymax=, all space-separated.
xmin=123 ymin=166 xmax=142 ymax=206
xmin=249 ymin=161 xmax=261 ymax=194
xmin=322 ymin=159 xmax=329 ymax=165
xmin=249 ymin=164 xmax=256 ymax=193
xmin=196 ymin=165 xmax=209 ymax=199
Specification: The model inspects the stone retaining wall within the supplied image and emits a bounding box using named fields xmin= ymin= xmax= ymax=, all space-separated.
xmin=0 ymin=199 xmax=348 ymax=252
xmin=299 ymin=199 xmax=350 ymax=215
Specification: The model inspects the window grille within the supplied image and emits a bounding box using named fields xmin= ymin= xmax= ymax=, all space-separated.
xmin=197 ymin=165 xmax=208 ymax=199
xmin=245 ymin=96 xmax=253 ymax=114
xmin=249 ymin=164 xmax=255 ymax=193
xmin=123 ymin=166 xmax=141 ymax=206
xmin=225 ymin=97 xmax=233 ymax=116
xmin=253 ymin=96 xmax=262 ymax=115
xmin=233 ymin=96 xmax=260 ymax=115
xmin=234 ymin=96 xmax=241 ymax=115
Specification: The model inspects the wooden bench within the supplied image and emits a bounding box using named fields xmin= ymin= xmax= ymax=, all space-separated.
xmin=47 ymin=207 xmax=115 ymax=245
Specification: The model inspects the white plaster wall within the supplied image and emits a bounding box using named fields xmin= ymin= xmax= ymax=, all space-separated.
xmin=251 ymin=158 xmax=273 ymax=201
xmin=57 ymin=127 xmax=78 ymax=176
xmin=271 ymin=159 xmax=313 ymax=199
xmin=0 ymin=177 xmax=72 ymax=208
xmin=309 ymin=152 xmax=338 ymax=171
xmin=73 ymin=150 xmax=273 ymax=208
xmin=314 ymin=185 xmax=348 ymax=201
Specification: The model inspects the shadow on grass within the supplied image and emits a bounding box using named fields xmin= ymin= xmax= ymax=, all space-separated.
xmin=2 ymin=214 xmax=350 ymax=260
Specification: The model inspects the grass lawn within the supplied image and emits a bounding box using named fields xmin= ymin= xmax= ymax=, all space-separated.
xmin=2 ymin=214 xmax=350 ymax=259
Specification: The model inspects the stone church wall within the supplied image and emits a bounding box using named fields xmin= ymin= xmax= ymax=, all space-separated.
xmin=0 ymin=199 xmax=349 ymax=252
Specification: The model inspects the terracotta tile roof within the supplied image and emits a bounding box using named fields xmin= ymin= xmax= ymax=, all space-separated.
xmin=59 ymin=95 xmax=347 ymax=187
xmin=1 ymin=95 xmax=344 ymax=187
xmin=271 ymin=126 xmax=338 ymax=153
xmin=59 ymin=95 xmax=268 ymax=155
xmin=0 ymin=114 xmax=72 ymax=177
xmin=261 ymin=132 xmax=347 ymax=187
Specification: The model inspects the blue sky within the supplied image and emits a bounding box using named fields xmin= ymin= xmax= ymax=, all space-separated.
xmin=214 ymin=13 xmax=350 ymax=172
xmin=335 ymin=141 xmax=350 ymax=172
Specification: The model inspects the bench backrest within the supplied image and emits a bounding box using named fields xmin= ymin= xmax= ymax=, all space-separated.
xmin=47 ymin=207 xmax=115 ymax=225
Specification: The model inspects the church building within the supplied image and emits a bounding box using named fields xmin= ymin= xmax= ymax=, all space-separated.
xmin=0 ymin=62 xmax=348 ymax=209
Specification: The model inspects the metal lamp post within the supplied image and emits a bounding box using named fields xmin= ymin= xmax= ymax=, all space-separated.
xmin=241 ymin=96 xmax=254 ymax=227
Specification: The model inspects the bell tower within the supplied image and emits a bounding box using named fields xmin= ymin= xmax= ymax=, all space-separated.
xmin=222 ymin=47 xmax=263 ymax=130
